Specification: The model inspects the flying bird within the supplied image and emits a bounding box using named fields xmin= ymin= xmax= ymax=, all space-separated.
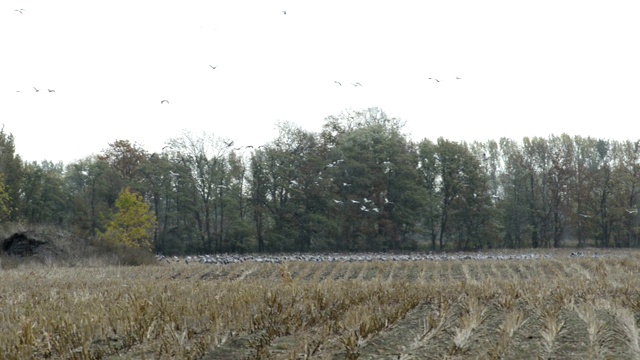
xmin=334 ymin=81 xmax=342 ymax=86
xmin=456 ymin=77 xmax=462 ymax=79
xmin=428 ymin=78 xmax=440 ymax=82
xmin=33 ymin=87 xmax=40 ymax=92
xmin=224 ymin=141 xmax=234 ymax=147
xmin=47 ymin=89 xmax=55 ymax=92
xmin=15 ymin=9 xmax=25 ymax=14
xmin=333 ymin=199 xmax=343 ymax=204
xmin=209 ymin=65 xmax=217 ymax=70
xmin=626 ymin=209 xmax=638 ymax=214
xmin=352 ymin=82 xmax=362 ymax=87
xmin=161 ymin=100 xmax=169 ymax=104
xmin=351 ymin=200 xmax=360 ymax=204
xmin=282 ymin=10 xmax=287 ymax=15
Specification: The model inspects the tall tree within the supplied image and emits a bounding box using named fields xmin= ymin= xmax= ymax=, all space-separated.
xmin=19 ymin=161 xmax=66 ymax=224
xmin=418 ymin=139 xmax=441 ymax=250
xmin=0 ymin=127 xmax=23 ymax=220
xmin=101 ymin=140 xmax=147 ymax=185
xmin=546 ymin=134 xmax=575 ymax=247
xmin=499 ymin=138 xmax=530 ymax=248
xmin=165 ymin=131 xmax=233 ymax=252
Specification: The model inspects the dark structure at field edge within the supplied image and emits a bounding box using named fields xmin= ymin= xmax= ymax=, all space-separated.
xmin=2 ymin=232 xmax=62 ymax=257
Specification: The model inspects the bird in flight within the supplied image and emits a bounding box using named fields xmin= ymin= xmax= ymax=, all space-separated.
xmin=33 ymin=87 xmax=40 ymax=92
xmin=161 ymin=100 xmax=169 ymax=104
xmin=224 ymin=140 xmax=234 ymax=147
xmin=352 ymin=82 xmax=362 ymax=87
xmin=334 ymin=81 xmax=342 ymax=86
xmin=15 ymin=9 xmax=25 ymax=14
xmin=456 ymin=77 xmax=462 ymax=79
xmin=428 ymin=78 xmax=440 ymax=82
xmin=209 ymin=65 xmax=217 ymax=70
xmin=282 ymin=10 xmax=287 ymax=15
xmin=47 ymin=89 xmax=55 ymax=92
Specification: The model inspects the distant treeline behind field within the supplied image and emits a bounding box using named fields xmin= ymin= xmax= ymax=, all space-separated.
xmin=1 ymin=108 xmax=639 ymax=254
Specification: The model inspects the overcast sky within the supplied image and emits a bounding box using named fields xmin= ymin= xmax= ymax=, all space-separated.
xmin=2 ymin=1 xmax=639 ymax=164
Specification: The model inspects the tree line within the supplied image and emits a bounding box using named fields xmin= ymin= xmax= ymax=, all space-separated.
xmin=1 ymin=108 xmax=639 ymax=254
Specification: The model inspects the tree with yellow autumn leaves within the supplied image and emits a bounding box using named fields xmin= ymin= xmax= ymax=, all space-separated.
xmin=98 ymin=187 xmax=157 ymax=251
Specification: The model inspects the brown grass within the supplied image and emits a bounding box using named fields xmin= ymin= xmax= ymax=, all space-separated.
xmin=2 ymin=250 xmax=640 ymax=359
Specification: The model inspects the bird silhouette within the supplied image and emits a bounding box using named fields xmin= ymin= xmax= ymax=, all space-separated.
xmin=352 ymin=82 xmax=362 ymax=87
xmin=209 ymin=65 xmax=217 ymax=70
xmin=456 ymin=77 xmax=462 ymax=79
xmin=15 ymin=9 xmax=25 ymax=14
xmin=161 ymin=100 xmax=169 ymax=104
xmin=282 ymin=10 xmax=286 ymax=15
xmin=334 ymin=81 xmax=342 ymax=86
xmin=47 ymin=89 xmax=55 ymax=92
xmin=33 ymin=87 xmax=40 ymax=92
xmin=428 ymin=78 xmax=440 ymax=82
xmin=224 ymin=141 xmax=234 ymax=147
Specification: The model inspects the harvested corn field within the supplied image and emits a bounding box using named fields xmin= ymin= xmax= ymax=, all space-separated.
xmin=2 ymin=249 xmax=640 ymax=359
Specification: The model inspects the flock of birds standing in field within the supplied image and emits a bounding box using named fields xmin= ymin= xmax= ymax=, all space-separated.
xmin=156 ymin=250 xmax=617 ymax=265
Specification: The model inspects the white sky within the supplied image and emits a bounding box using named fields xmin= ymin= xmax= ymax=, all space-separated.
xmin=1 ymin=1 xmax=639 ymax=164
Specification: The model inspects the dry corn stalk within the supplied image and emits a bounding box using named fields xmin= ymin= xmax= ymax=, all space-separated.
xmin=281 ymin=262 xmax=293 ymax=285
